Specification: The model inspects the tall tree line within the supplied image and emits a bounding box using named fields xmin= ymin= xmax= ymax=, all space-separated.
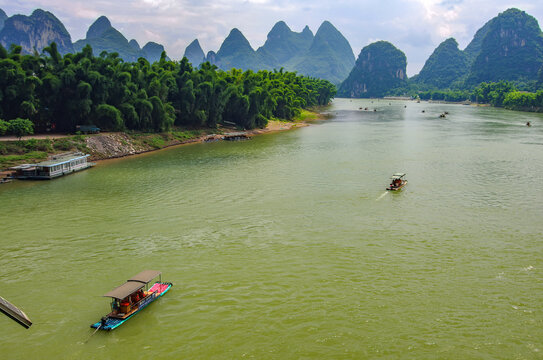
xmin=0 ymin=43 xmax=336 ymax=133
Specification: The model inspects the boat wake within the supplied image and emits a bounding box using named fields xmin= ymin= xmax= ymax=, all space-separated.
xmin=376 ymin=192 xmax=388 ymax=201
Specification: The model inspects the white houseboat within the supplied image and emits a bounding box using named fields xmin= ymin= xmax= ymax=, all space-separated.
xmin=10 ymin=152 xmax=95 ymax=180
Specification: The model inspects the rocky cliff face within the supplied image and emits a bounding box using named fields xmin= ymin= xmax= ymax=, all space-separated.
xmin=466 ymin=8 xmax=543 ymax=84
xmin=338 ymin=41 xmax=407 ymax=98
xmin=0 ymin=9 xmax=73 ymax=54
xmin=183 ymin=39 xmax=205 ymax=67
xmin=414 ymin=38 xmax=468 ymax=88
xmin=0 ymin=9 xmax=7 ymax=32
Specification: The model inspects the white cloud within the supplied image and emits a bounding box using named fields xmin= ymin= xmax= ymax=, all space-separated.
xmin=0 ymin=0 xmax=542 ymax=76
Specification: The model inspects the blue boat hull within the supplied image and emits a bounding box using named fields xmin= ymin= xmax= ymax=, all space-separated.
xmin=90 ymin=282 xmax=172 ymax=331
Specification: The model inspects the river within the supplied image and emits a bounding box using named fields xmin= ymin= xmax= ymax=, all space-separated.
xmin=1 ymin=98 xmax=542 ymax=359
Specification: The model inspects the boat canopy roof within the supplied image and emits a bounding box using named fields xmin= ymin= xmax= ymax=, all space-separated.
xmin=128 ymin=270 xmax=161 ymax=284
xmin=391 ymin=173 xmax=406 ymax=179
xmin=103 ymin=281 xmax=145 ymax=300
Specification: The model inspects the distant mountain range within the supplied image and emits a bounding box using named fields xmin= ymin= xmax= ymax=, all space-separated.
xmin=0 ymin=7 xmax=542 ymax=94
xmin=185 ymin=20 xmax=355 ymax=84
xmin=0 ymin=10 xmax=166 ymax=63
xmin=340 ymin=8 xmax=543 ymax=97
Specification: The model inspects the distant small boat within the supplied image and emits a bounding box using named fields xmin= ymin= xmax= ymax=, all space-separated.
xmin=387 ymin=173 xmax=407 ymax=191
xmin=90 ymin=270 xmax=172 ymax=331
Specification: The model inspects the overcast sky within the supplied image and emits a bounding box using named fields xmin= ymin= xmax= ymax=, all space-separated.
xmin=1 ymin=0 xmax=542 ymax=76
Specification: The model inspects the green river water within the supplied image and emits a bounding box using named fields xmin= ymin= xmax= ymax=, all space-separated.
xmin=1 ymin=98 xmax=543 ymax=359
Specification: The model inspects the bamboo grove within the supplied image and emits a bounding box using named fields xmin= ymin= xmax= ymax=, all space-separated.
xmin=0 ymin=42 xmax=336 ymax=133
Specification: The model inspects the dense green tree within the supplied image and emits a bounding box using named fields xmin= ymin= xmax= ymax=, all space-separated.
xmin=470 ymin=81 xmax=516 ymax=106
xmin=8 ymin=118 xmax=33 ymax=139
xmin=0 ymin=42 xmax=336 ymax=134
xmin=0 ymin=119 xmax=8 ymax=135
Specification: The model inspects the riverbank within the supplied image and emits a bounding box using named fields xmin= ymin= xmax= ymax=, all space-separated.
xmin=0 ymin=110 xmax=326 ymax=171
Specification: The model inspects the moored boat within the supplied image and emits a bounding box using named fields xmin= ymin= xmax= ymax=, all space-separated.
xmin=386 ymin=173 xmax=407 ymax=191
xmin=10 ymin=151 xmax=94 ymax=180
xmin=90 ymin=270 xmax=172 ymax=331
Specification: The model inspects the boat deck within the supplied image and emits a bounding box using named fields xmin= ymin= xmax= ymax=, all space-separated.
xmin=90 ymin=282 xmax=172 ymax=331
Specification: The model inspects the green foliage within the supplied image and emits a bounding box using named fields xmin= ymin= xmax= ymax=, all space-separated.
xmin=470 ymin=81 xmax=516 ymax=106
xmin=8 ymin=118 xmax=34 ymax=139
xmin=414 ymin=38 xmax=469 ymax=89
xmin=417 ymin=90 xmax=471 ymax=102
xmin=0 ymin=119 xmax=8 ymax=135
xmin=143 ymin=135 xmax=166 ymax=149
xmin=0 ymin=42 xmax=335 ymax=135
xmin=503 ymin=90 xmax=543 ymax=110
xmin=466 ymin=8 xmax=543 ymax=85
xmin=53 ymin=138 xmax=75 ymax=151
xmin=96 ymin=104 xmax=124 ymax=131
xmin=0 ymin=151 xmax=48 ymax=168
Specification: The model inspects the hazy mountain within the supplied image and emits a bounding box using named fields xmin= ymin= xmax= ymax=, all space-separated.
xmin=73 ymin=16 xmax=142 ymax=61
xmin=257 ymin=21 xmax=313 ymax=64
xmin=292 ymin=21 xmax=355 ymax=84
xmin=466 ymin=8 xmax=543 ymax=85
xmin=206 ymin=50 xmax=217 ymax=64
xmin=142 ymin=41 xmax=168 ymax=63
xmin=414 ymin=38 xmax=469 ymax=88
xmin=205 ymin=21 xmax=353 ymax=83
xmin=183 ymin=39 xmax=205 ymax=67
xmin=128 ymin=39 xmax=141 ymax=51
xmin=211 ymin=28 xmax=275 ymax=71
xmin=86 ymin=15 xmax=111 ymax=39
xmin=0 ymin=9 xmax=7 ymax=32
xmin=338 ymin=41 xmax=407 ymax=98
xmin=0 ymin=9 xmax=73 ymax=54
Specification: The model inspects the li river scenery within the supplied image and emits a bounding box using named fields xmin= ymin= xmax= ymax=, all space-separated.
xmin=1 ymin=98 xmax=543 ymax=359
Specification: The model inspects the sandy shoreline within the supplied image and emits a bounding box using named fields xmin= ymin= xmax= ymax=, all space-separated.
xmin=92 ymin=119 xmax=314 ymax=165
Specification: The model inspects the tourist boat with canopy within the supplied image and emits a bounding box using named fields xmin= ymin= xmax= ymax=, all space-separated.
xmin=386 ymin=173 xmax=407 ymax=191
xmin=90 ymin=270 xmax=172 ymax=331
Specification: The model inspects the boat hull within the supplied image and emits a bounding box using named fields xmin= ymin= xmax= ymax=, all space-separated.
xmin=386 ymin=180 xmax=408 ymax=191
xmin=90 ymin=282 xmax=172 ymax=331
